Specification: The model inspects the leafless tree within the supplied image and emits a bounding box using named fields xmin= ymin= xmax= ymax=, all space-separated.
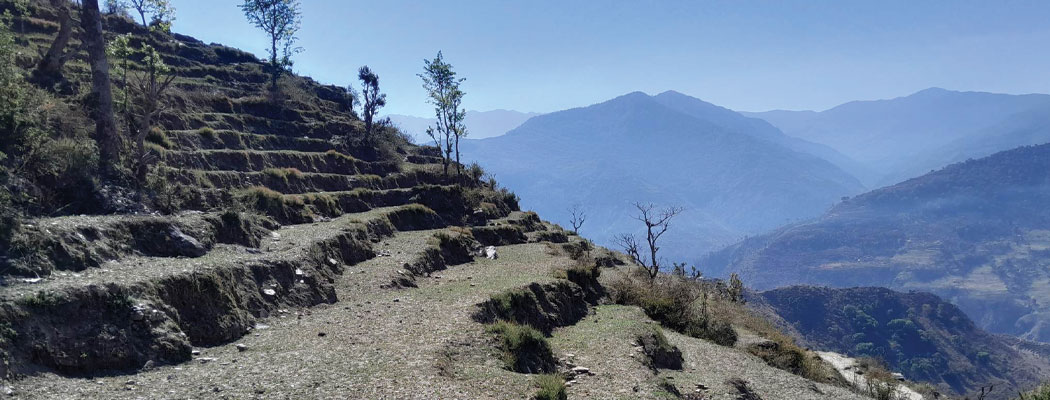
xmin=614 ymin=202 xmax=683 ymax=280
xmin=568 ymin=203 xmax=586 ymax=234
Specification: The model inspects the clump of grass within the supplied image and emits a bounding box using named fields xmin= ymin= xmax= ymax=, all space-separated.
xmin=300 ymin=192 xmax=340 ymax=217
xmin=533 ymin=374 xmax=567 ymax=400
xmin=486 ymin=321 xmax=556 ymax=374
xmin=145 ymin=127 xmax=174 ymax=149
xmin=609 ymin=271 xmax=737 ymax=347
xmin=197 ymin=126 xmax=217 ymax=140
xmin=238 ymin=186 xmax=311 ymax=224
xmin=262 ymin=167 xmax=304 ymax=182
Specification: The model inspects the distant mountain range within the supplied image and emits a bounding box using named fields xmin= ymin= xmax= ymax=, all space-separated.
xmin=461 ymin=91 xmax=864 ymax=261
xmin=706 ymin=143 xmax=1050 ymax=342
xmin=745 ymin=88 xmax=1050 ymax=186
xmin=754 ymin=286 xmax=1050 ymax=399
xmin=387 ymin=110 xmax=540 ymax=143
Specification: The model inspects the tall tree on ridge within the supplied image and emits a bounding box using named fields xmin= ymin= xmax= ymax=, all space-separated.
xmin=240 ymin=0 xmax=301 ymax=94
xmin=419 ymin=51 xmax=466 ymax=178
xmin=357 ymin=65 xmax=388 ymax=141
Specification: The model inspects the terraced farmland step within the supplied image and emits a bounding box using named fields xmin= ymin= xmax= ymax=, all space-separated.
xmin=2 ymin=211 xmax=277 ymax=278
xmin=166 ymin=111 xmax=350 ymax=138
xmin=0 ymin=206 xmax=448 ymax=377
xmin=166 ymin=129 xmax=338 ymax=152
xmin=160 ymin=167 xmax=446 ymax=194
xmin=158 ymin=149 xmax=401 ymax=175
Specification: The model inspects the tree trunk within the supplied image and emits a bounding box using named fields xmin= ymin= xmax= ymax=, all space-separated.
xmin=32 ymin=0 xmax=74 ymax=86
xmin=270 ymin=36 xmax=279 ymax=92
xmin=81 ymin=0 xmax=121 ymax=176
xmin=454 ymin=134 xmax=461 ymax=177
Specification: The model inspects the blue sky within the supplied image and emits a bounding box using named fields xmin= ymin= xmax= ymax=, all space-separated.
xmin=171 ymin=0 xmax=1050 ymax=117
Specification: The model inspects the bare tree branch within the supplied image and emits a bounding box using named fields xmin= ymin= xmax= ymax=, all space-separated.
xmin=569 ymin=203 xmax=586 ymax=234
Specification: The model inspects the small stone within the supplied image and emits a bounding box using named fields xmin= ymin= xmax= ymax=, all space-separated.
xmin=236 ymin=344 xmax=248 ymax=352
xmin=198 ymin=357 xmax=216 ymax=364
xmin=566 ymin=380 xmax=577 ymax=387
xmin=262 ymin=288 xmax=276 ymax=296
xmin=191 ymin=350 xmax=201 ymax=356
xmin=318 ymin=332 xmax=327 ymax=337
xmin=125 ymin=380 xmax=136 ymax=385
xmin=295 ymin=268 xmax=304 ymax=276
xmin=393 ymin=298 xmax=400 ymax=302
xmin=142 ymin=360 xmax=155 ymax=371
xmin=327 ymin=258 xmax=338 ymax=266
xmin=571 ymin=366 xmax=592 ymax=375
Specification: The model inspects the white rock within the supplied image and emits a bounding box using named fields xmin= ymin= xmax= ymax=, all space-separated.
xmin=484 ymin=246 xmax=498 ymax=260
xmin=262 ymin=288 xmax=276 ymax=296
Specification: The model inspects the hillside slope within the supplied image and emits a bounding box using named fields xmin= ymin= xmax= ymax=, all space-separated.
xmin=462 ymin=91 xmax=864 ymax=260
xmin=746 ymin=88 xmax=1050 ymax=185
xmin=0 ymin=2 xmax=882 ymax=399
xmin=755 ymin=286 xmax=1050 ymax=399
xmin=708 ymin=143 xmax=1050 ymax=343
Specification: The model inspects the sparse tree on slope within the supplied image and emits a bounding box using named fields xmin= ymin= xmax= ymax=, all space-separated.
xmin=569 ymin=203 xmax=586 ymax=234
xmin=240 ymin=0 xmax=301 ymax=94
xmin=126 ymin=0 xmax=175 ymax=31
xmin=614 ymin=202 xmax=684 ymax=280
xmin=419 ymin=51 xmax=466 ymax=178
xmin=81 ymin=0 xmax=121 ymax=175
xmin=129 ymin=44 xmax=175 ymax=184
xmin=357 ymin=65 xmax=388 ymax=141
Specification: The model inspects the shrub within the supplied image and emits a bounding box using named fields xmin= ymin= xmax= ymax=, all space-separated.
xmin=533 ymin=374 xmax=566 ymax=400
xmin=197 ymin=126 xmax=217 ymax=140
xmin=145 ymin=127 xmax=174 ymax=149
xmin=609 ymin=271 xmax=738 ymax=347
xmin=486 ymin=321 xmax=556 ymax=374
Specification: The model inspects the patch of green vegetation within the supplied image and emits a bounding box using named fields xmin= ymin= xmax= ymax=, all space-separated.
xmin=609 ymin=272 xmax=737 ymax=347
xmin=238 ymin=186 xmax=311 ymax=224
xmin=145 ymin=127 xmax=175 ymax=149
xmin=487 ymin=320 xmax=556 ymax=374
xmin=262 ymin=167 xmax=305 ymax=182
xmin=533 ymin=374 xmax=567 ymax=400
xmin=19 ymin=290 xmax=62 ymax=309
xmin=197 ymin=126 xmax=217 ymax=140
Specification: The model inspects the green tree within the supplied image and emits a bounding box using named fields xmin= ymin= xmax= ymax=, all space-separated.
xmin=126 ymin=0 xmax=175 ymax=32
xmin=106 ymin=34 xmax=133 ymax=116
xmin=419 ymin=51 xmax=466 ymax=177
xmin=128 ymin=44 xmax=175 ymax=184
xmin=240 ymin=0 xmax=302 ymax=93
xmin=357 ymin=65 xmax=388 ymax=141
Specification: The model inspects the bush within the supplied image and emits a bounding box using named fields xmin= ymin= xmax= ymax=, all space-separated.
xmin=486 ymin=321 xmax=556 ymax=374
xmin=145 ymin=127 xmax=174 ymax=149
xmin=533 ymin=374 xmax=567 ymax=400
xmin=609 ymin=272 xmax=738 ymax=347
xmin=197 ymin=126 xmax=217 ymax=140
xmin=262 ymin=167 xmax=304 ymax=182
